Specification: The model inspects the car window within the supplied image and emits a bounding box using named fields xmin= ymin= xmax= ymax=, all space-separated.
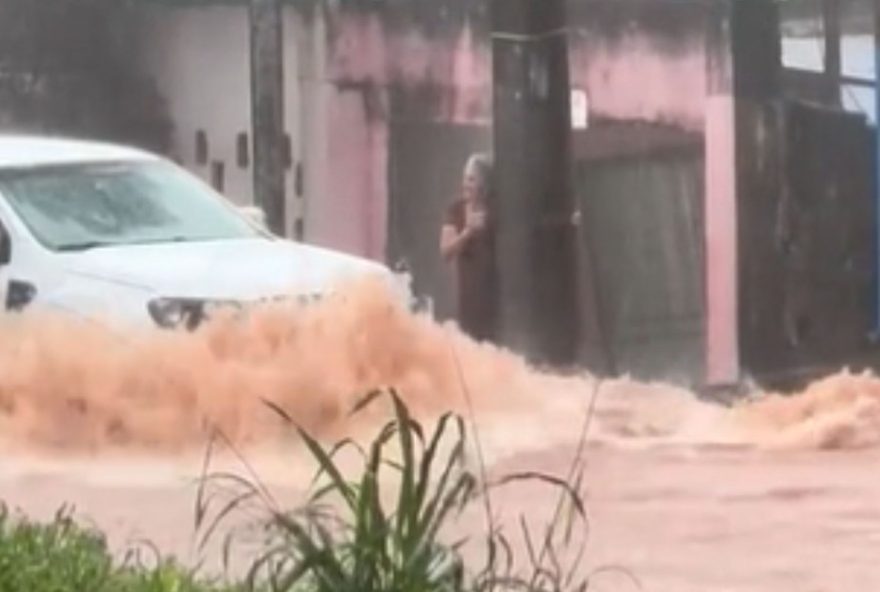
xmin=0 ymin=160 xmax=263 ymax=251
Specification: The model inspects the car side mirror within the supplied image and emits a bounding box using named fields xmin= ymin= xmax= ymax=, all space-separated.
xmin=238 ymin=205 xmax=269 ymax=231
xmin=0 ymin=227 xmax=10 ymax=265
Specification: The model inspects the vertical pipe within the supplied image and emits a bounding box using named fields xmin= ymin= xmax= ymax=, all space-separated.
xmin=250 ymin=0 xmax=286 ymax=237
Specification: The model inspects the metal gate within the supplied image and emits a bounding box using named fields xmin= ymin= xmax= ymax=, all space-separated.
xmin=575 ymin=136 xmax=706 ymax=384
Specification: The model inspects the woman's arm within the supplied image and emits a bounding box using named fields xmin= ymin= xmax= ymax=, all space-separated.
xmin=440 ymin=223 xmax=474 ymax=262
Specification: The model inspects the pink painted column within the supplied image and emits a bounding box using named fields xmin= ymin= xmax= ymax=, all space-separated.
xmin=704 ymin=95 xmax=740 ymax=385
xmin=702 ymin=0 xmax=781 ymax=387
xmin=704 ymin=5 xmax=740 ymax=386
xmin=313 ymin=89 xmax=389 ymax=262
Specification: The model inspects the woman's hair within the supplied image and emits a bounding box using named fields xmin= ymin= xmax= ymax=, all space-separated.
xmin=464 ymin=153 xmax=493 ymax=193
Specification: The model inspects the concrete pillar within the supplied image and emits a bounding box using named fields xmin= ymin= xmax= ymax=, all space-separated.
xmin=703 ymin=0 xmax=781 ymax=387
xmin=490 ymin=0 xmax=581 ymax=367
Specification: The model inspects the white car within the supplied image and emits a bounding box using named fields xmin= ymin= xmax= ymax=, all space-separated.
xmin=0 ymin=135 xmax=406 ymax=330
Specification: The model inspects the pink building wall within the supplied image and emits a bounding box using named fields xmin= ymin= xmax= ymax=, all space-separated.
xmin=308 ymin=4 xmax=737 ymax=383
xmin=312 ymin=7 xmax=711 ymax=260
xmin=135 ymin=2 xmax=739 ymax=384
xmin=134 ymin=4 xmax=714 ymax=261
xmin=317 ymin=92 xmax=388 ymax=257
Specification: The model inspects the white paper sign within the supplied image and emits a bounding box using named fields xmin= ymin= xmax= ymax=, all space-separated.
xmin=571 ymin=89 xmax=589 ymax=130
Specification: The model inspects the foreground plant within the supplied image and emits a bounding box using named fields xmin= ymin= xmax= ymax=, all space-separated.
xmin=198 ymin=391 xmax=475 ymax=592
xmin=0 ymin=505 xmax=235 ymax=592
xmin=196 ymin=388 xmax=615 ymax=592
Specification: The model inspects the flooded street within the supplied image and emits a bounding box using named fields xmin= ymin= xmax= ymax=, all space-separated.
xmin=0 ymin=0 xmax=877 ymax=589
xmin=496 ymin=445 xmax=880 ymax=592
xmin=2 ymin=444 xmax=879 ymax=591
xmin=2 ymin=282 xmax=880 ymax=590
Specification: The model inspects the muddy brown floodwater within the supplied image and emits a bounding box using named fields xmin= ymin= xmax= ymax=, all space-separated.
xmin=2 ymin=277 xmax=880 ymax=590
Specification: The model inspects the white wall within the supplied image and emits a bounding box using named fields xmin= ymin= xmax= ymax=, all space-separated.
xmin=135 ymin=5 xmax=387 ymax=259
xmin=137 ymin=5 xmax=317 ymax=240
xmin=137 ymin=6 xmax=254 ymax=206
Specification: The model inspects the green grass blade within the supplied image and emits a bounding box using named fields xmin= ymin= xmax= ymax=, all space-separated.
xmin=390 ymin=391 xmax=418 ymax=545
xmin=349 ymin=389 xmax=385 ymax=417
xmin=196 ymin=479 xmax=261 ymax=553
xmin=420 ymin=416 xmax=468 ymax=531
xmin=306 ymin=438 xmax=368 ymax=493
xmin=295 ymin=426 xmax=357 ymax=511
xmin=490 ymin=472 xmax=587 ymax=520
xmin=414 ymin=413 xmax=454 ymax=522
xmin=272 ymin=514 xmax=347 ymax=589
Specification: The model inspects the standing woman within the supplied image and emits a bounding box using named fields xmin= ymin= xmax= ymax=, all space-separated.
xmin=439 ymin=153 xmax=498 ymax=342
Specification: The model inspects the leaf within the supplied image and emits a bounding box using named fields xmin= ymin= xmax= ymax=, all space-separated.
xmin=196 ymin=477 xmax=261 ymax=553
xmin=295 ymin=426 xmax=357 ymax=511
xmin=193 ymin=432 xmax=217 ymax=534
xmin=244 ymin=543 xmax=290 ymax=590
xmin=490 ymin=472 xmax=587 ymax=521
xmin=520 ymin=516 xmax=538 ymax=571
xmin=273 ymin=513 xmax=346 ymax=586
xmin=349 ymin=389 xmax=385 ymax=417
xmin=272 ymin=555 xmax=316 ymax=592
xmin=262 ymin=398 xmax=295 ymax=424
xmin=306 ymin=438 xmax=367 ymax=495
xmin=414 ymin=412 xmax=455 ymax=523
xmin=391 ymin=391 xmax=418 ymax=543
xmin=420 ymin=415 xmax=468 ymax=531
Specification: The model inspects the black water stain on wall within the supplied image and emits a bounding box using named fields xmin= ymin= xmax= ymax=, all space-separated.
xmin=0 ymin=0 xmax=172 ymax=152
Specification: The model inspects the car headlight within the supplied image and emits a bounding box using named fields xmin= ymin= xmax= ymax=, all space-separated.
xmin=147 ymin=298 xmax=204 ymax=330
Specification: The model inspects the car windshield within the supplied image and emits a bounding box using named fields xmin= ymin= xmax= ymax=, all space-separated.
xmin=0 ymin=160 xmax=262 ymax=251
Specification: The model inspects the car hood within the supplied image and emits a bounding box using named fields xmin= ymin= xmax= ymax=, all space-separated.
xmin=59 ymin=237 xmax=392 ymax=301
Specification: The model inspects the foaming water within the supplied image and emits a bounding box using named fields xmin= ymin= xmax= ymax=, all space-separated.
xmin=1 ymin=275 xmax=879 ymax=461
xmin=0 ymin=277 xmax=598 ymax=459
xmin=730 ymin=370 xmax=880 ymax=450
